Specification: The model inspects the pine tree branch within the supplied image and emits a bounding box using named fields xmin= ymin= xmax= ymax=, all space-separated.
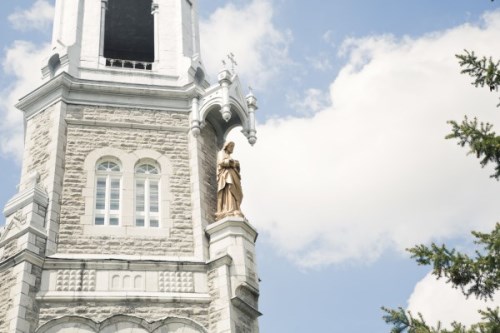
xmin=382 ymin=307 xmax=500 ymax=333
xmin=383 ymin=225 xmax=500 ymax=332
xmin=456 ymin=50 xmax=500 ymax=98
xmin=408 ymin=223 xmax=500 ymax=299
xmin=446 ymin=117 xmax=500 ymax=180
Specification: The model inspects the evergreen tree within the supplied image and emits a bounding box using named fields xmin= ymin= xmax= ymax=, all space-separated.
xmin=448 ymin=51 xmax=500 ymax=180
xmin=382 ymin=51 xmax=500 ymax=332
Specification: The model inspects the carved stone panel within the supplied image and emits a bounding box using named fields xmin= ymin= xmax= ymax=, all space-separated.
xmin=56 ymin=270 xmax=96 ymax=292
xmin=158 ymin=272 xmax=194 ymax=293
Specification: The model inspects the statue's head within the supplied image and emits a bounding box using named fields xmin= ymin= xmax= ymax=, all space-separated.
xmin=223 ymin=141 xmax=235 ymax=153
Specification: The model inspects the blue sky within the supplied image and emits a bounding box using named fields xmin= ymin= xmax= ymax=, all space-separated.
xmin=1 ymin=1 xmax=500 ymax=332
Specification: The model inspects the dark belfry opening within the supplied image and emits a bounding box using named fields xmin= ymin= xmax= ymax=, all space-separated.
xmin=104 ymin=0 xmax=154 ymax=63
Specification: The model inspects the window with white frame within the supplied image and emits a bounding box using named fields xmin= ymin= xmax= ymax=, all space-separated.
xmin=94 ymin=160 xmax=121 ymax=226
xmin=135 ymin=163 xmax=160 ymax=227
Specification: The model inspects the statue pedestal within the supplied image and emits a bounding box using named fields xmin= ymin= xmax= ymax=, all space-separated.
xmin=205 ymin=217 xmax=261 ymax=332
xmin=206 ymin=217 xmax=258 ymax=289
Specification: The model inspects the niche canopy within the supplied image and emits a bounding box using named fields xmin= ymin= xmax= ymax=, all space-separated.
xmin=191 ymin=59 xmax=258 ymax=147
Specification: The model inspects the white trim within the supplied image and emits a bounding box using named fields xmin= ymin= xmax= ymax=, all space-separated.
xmin=0 ymin=225 xmax=47 ymax=248
xmin=36 ymin=291 xmax=211 ymax=303
xmin=44 ymin=255 xmax=206 ymax=269
xmin=205 ymin=217 xmax=258 ymax=243
xmin=65 ymin=118 xmax=186 ymax=132
xmin=0 ymin=249 xmax=45 ymax=272
xmin=93 ymin=159 xmax=122 ymax=226
xmin=3 ymin=185 xmax=49 ymax=218
xmin=134 ymin=161 xmax=161 ymax=228
xmin=15 ymin=72 xmax=203 ymax=119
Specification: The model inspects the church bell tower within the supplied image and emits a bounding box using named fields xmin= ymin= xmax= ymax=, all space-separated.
xmin=0 ymin=1 xmax=260 ymax=332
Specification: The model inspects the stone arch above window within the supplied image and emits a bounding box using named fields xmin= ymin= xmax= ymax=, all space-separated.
xmin=131 ymin=150 xmax=172 ymax=176
xmin=136 ymin=162 xmax=160 ymax=175
xmin=36 ymin=315 xmax=208 ymax=333
xmin=96 ymin=160 xmax=121 ymax=172
xmin=35 ymin=316 xmax=97 ymax=333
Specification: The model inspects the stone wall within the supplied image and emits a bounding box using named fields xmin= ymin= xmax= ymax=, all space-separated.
xmin=234 ymin=307 xmax=257 ymax=333
xmin=0 ymin=268 xmax=15 ymax=332
xmin=37 ymin=302 xmax=210 ymax=329
xmin=65 ymin=105 xmax=188 ymax=127
xmin=0 ymin=200 xmax=48 ymax=332
xmin=17 ymin=102 xmax=67 ymax=256
xmin=207 ymin=268 xmax=221 ymax=332
xmin=20 ymin=106 xmax=54 ymax=191
xmin=0 ymin=260 xmax=44 ymax=333
xmin=1 ymin=238 xmax=19 ymax=261
xmin=57 ymin=105 xmax=195 ymax=256
xmin=200 ymin=124 xmax=217 ymax=224
xmin=25 ymin=263 xmax=44 ymax=333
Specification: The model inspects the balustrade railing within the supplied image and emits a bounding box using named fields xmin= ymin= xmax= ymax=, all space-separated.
xmin=105 ymin=58 xmax=153 ymax=70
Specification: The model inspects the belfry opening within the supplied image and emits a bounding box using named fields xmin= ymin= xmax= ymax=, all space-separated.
xmin=103 ymin=0 xmax=154 ymax=63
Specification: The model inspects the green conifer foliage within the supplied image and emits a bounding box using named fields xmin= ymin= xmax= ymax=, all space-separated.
xmin=382 ymin=48 xmax=500 ymax=333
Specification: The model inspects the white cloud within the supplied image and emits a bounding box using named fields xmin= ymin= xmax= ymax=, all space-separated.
xmin=230 ymin=10 xmax=500 ymax=267
xmin=407 ymin=272 xmax=498 ymax=328
xmin=306 ymin=53 xmax=333 ymax=71
xmin=322 ymin=29 xmax=336 ymax=47
xmin=200 ymin=0 xmax=291 ymax=88
xmin=0 ymin=41 xmax=51 ymax=161
xmin=8 ymin=0 xmax=54 ymax=32
xmin=287 ymin=88 xmax=330 ymax=115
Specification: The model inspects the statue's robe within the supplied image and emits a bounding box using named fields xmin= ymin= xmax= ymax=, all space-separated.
xmin=216 ymin=151 xmax=243 ymax=220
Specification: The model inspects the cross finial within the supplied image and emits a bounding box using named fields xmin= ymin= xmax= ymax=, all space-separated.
xmin=248 ymin=86 xmax=254 ymax=94
xmin=227 ymin=53 xmax=238 ymax=72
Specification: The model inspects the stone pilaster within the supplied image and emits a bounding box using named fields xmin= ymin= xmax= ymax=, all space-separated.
xmin=0 ymin=174 xmax=49 ymax=333
xmin=206 ymin=218 xmax=261 ymax=333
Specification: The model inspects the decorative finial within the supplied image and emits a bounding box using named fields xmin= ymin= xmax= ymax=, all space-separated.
xmin=227 ymin=53 xmax=238 ymax=73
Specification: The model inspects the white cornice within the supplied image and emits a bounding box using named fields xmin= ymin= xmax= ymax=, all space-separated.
xmin=16 ymin=72 xmax=207 ymax=118
xmin=0 ymin=225 xmax=47 ymax=248
xmin=231 ymin=296 xmax=262 ymax=318
xmin=0 ymin=249 xmax=45 ymax=272
xmin=3 ymin=185 xmax=49 ymax=217
xmin=207 ymin=254 xmax=233 ymax=270
xmin=205 ymin=217 xmax=259 ymax=243
xmin=44 ymin=256 xmax=207 ymax=271
xmin=36 ymin=291 xmax=211 ymax=304
xmin=65 ymin=119 xmax=188 ymax=133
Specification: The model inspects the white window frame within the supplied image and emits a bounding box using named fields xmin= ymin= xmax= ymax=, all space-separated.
xmin=82 ymin=148 xmax=173 ymax=236
xmin=94 ymin=160 xmax=122 ymax=226
xmin=134 ymin=162 xmax=160 ymax=228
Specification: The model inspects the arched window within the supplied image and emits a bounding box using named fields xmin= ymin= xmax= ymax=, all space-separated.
xmin=135 ymin=162 xmax=160 ymax=227
xmin=95 ymin=160 xmax=121 ymax=226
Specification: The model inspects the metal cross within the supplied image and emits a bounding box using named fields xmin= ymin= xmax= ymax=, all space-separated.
xmin=227 ymin=53 xmax=238 ymax=72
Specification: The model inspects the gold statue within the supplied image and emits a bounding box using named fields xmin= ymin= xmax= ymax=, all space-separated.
xmin=216 ymin=141 xmax=244 ymax=221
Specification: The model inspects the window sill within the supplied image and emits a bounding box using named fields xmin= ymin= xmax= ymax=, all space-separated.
xmin=83 ymin=225 xmax=170 ymax=238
